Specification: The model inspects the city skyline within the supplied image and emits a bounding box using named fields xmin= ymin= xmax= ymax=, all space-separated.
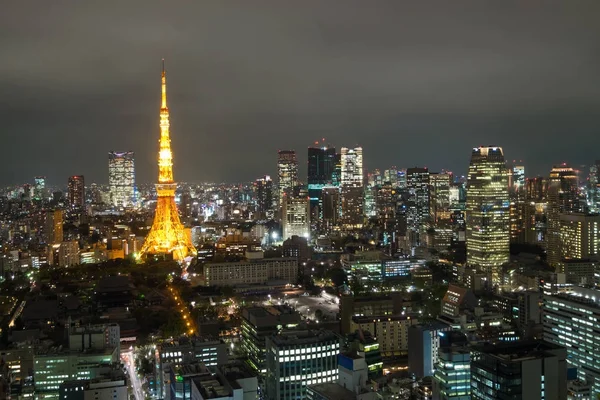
xmin=2 ymin=2 xmax=600 ymax=186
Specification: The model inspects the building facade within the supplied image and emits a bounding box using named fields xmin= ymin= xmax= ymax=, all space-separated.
xmin=67 ymin=175 xmax=85 ymax=211
xmin=108 ymin=151 xmax=135 ymax=208
xmin=543 ymin=287 xmax=600 ymax=396
xmin=278 ymin=150 xmax=298 ymax=208
xmin=202 ymin=256 xmax=298 ymax=287
xmin=241 ymin=306 xmax=302 ymax=373
xmin=308 ymin=146 xmax=337 ymax=210
xmin=465 ymin=146 xmax=509 ymax=285
xmin=470 ymin=341 xmax=567 ymax=400
xmin=265 ymin=330 xmax=341 ymax=400
xmin=282 ymin=192 xmax=310 ymax=240
xmin=254 ymin=175 xmax=273 ymax=219
xmin=546 ymin=165 xmax=579 ymax=269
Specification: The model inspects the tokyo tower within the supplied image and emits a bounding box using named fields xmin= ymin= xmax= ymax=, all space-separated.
xmin=139 ymin=60 xmax=197 ymax=262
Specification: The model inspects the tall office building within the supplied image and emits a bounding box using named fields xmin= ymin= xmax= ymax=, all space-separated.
xmin=407 ymin=167 xmax=430 ymax=244
xmin=265 ymin=330 xmax=341 ymax=400
xmin=307 ymin=145 xmax=337 ymax=209
xmin=340 ymin=147 xmax=364 ymax=229
xmin=510 ymin=164 xmax=525 ymax=191
xmin=108 ymin=151 xmax=135 ymax=208
xmin=254 ymin=175 xmax=273 ymax=219
xmin=67 ymin=175 xmax=85 ymax=211
xmin=277 ymin=150 xmax=298 ymax=208
xmin=546 ymin=165 xmax=579 ymax=269
xmin=340 ymin=147 xmax=363 ymax=186
xmin=589 ymin=160 xmax=600 ymax=213
xmin=526 ymin=176 xmax=548 ymax=201
xmin=45 ymin=209 xmax=64 ymax=244
xmin=430 ymin=172 xmax=452 ymax=223
xmin=524 ymin=176 xmax=548 ymax=246
xmin=470 ymin=341 xmax=567 ymax=400
xmin=465 ymin=146 xmax=509 ymax=285
xmin=33 ymin=176 xmax=46 ymax=201
xmin=507 ymin=164 xmax=527 ymax=244
xmin=384 ymin=168 xmax=399 ymax=187
xmin=282 ymin=191 xmax=310 ymax=240
xmin=321 ymin=187 xmax=340 ymax=231
xmin=543 ymin=287 xmax=600 ymax=396
xmin=558 ymin=213 xmax=600 ymax=261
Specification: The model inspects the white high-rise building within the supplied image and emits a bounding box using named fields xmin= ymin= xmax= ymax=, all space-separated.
xmin=340 ymin=147 xmax=363 ymax=187
xmin=543 ymin=287 xmax=600 ymax=396
xmin=282 ymin=191 xmax=310 ymax=240
xmin=108 ymin=151 xmax=136 ymax=208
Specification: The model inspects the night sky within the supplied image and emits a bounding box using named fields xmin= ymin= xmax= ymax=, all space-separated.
xmin=2 ymin=1 xmax=600 ymax=186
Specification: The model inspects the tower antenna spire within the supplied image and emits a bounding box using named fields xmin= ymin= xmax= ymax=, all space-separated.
xmin=161 ymin=58 xmax=167 ymax=109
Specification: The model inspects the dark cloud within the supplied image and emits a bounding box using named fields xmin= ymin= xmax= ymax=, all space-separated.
xmin=1 ymin=1 xmax=599 ymax=186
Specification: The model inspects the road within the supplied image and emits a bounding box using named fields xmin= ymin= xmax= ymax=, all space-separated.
xmin=168 ymin=285 xmax=197 ymax=335
xmin=122 ymin=349 xmax=144 ymax=400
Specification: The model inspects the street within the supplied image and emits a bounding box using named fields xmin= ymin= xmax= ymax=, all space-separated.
xmin=122 ymin=349 xmax=145 ymax=400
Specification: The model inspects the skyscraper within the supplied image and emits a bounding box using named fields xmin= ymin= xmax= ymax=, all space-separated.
xmin=34 ymin=176 xmax=46 ymax=201
xmin=429 ymin=172 xmax=452 ymax=223
xmin=108 ymin=151 xmax=136 ymax=208
xmin=67 ymin=175 xmax=85 ymax=210
xmin=254 ymin=175 xmax=273 ymax=219
xmin=508 ymin=165 xmax=527 ymax=244
xmin=546 ymin=164 xmax=579 ymax=269
xmin=307 ymin=145 xmax=336 ymax=209
xmin=139 ymin=61 xmax=196 ymax=262
xmin=407 ymin=167 xmax=430 ymax=243
xmin=557 ymin=213 xmax=600 ymax=269
xmin=340 ymin=147 xmax=364 ymax=229
xmin=508 ymin=164 xmax=525 ymax=191
xmin=589 ymin=160 xmax=600 ymax=213
xmin=465 ymin=146 xmax=509 ymax=285
xmin=340 ymin=147 xmax=363 ymax=186
xmin=282 ymin=190 xmax=310 ymax=240
xmin=45 ymin=209 xmax=63 ymax=244
xmin=277 ymin=150 xmax=298 ymax=208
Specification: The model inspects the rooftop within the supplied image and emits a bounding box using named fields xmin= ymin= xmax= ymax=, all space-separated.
xmin=308 ymin=382 xmax=355 ymax=399
xmin=269 ymin=329 xmax=339 ymax=346
xmin=242 ymin=305 xmax=301 ymax=327
xmin=472 ymin=340 xmax=565 ymax=362
xmin=191 ymin=372 xmax=235 ymax=399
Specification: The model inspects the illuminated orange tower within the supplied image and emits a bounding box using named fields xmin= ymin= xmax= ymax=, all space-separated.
xmin=139 ymin=60 xmax=197 ymax=262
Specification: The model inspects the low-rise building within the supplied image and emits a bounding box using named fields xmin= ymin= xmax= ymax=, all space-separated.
xmin=59 ymin=369 xmax=127 ymax=400
xmin=202 ymin=253 xmax=297 ymax=287
xmin=350 ymin=315 xmax=419 ymax=356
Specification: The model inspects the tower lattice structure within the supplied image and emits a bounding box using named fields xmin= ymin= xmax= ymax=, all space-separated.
xmin=139 ymin=61 xmax=197 ymax=262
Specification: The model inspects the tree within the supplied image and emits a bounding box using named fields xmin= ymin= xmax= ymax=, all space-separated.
xmin=350 ymin=275 xmax=363 ymax=296
xmin=326 ymin=268 xmax=347 ymax=287
xmin=314 ymin=309 xmax=324 ymax=320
